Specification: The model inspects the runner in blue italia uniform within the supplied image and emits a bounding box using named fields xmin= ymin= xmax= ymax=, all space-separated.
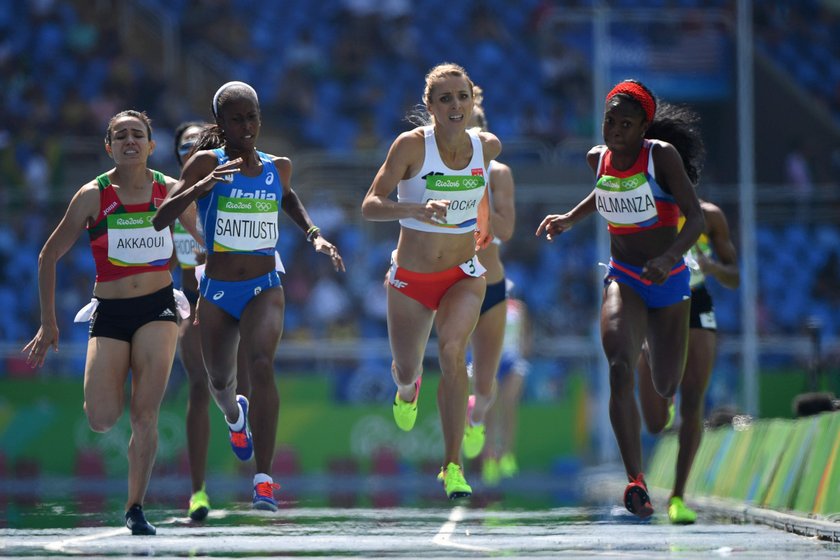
xmin=362 ymin=63 xmax=500 ymax=500
xmin=538 ymin=80 xmax=705 ymax=519
xmin=171 ymin=121 xmax=250 ymax=521
xmin=153 ymin=82 xmax=344 ymax=511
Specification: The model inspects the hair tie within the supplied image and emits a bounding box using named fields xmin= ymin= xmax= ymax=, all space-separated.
xmin=212 ymin=81 xmax=259 ymax=117
xmin=606 ymin=82 xmax=656 ymax=122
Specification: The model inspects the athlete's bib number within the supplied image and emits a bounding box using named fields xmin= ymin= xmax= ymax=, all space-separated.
xmin=458 ymin=255 xmax=486 ymax=278
xmin=107 ymin=211 xmax=173 ymax=267
xmin=424 ymin=175 xmax=485 ymax=228
xmin=174 ymin=220 xmax=201 ymax=267
xmin=213 ymin=196 xmax=278 ymax=252
xmin=595 ymin=173 xmax=658 ymax=226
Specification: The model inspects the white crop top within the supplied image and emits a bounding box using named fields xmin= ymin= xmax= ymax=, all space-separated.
xmin=398 ymin=125 xmax=487 ymax=234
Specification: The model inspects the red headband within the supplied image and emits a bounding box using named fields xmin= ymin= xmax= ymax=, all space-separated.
xmin=606 ymin=82 xmax=656 ymax=122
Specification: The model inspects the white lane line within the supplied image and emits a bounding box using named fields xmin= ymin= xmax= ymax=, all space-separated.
xmin=44 ymin=516 xmax=181 ymax=553
xmin=432 ymin=505 xmax=495 ymax=553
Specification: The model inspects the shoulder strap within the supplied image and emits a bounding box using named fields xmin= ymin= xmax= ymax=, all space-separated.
xmin=95 ymin=173 xmax=111 ymax=190
xmin=596 ymin=149 xmax=606 ymax=177
xmin=645 ymin=139 xmax=656 ymax=180
xmin=151 ymin=169 xmax=166 ymax=185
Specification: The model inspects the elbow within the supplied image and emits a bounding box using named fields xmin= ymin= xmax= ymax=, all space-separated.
xmin=151 ymin=216 xmax=167 ymax=232
xmin=152 ymin=205 xmax=178 ymax=231
xmin=693 ymin=211 xmax=707 ymax=235
xmin=37 ymin=248 xmax=56 ymax=271
xmin=360 ymin=200 xmax=374 ymax=220
xmin=496 ymin=228 xmax=514 ymax=243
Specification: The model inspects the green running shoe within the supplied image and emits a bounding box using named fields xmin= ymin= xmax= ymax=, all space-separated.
xmin=482 ymin=458 xmax=501 ymax=486
xmin=188 ymin=485 xmax=210 ymax=521
xmin=393 ymin=376 xmax=422 ymax=431
xmin=664 ymin=398 xmax=676 ymax=431
xmin=462 ymin=395 xmax=485 ymax=459
xmin=498 ymin=453 xmax=519 ymax=478
xmin=442 ymin=463 xmax=472 ymax=500
xmin=668 ymin=496 xmax=697 ymax=524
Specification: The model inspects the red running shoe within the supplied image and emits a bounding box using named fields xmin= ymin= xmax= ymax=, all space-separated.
xmin=624 ymin=473 xmax=654 ymax=518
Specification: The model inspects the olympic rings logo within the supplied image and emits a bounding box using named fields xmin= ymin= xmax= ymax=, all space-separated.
xmin=623 ymin=176 xmax=643 ymax=189
xmin=255 ymin=201 xmax=272 ymax=212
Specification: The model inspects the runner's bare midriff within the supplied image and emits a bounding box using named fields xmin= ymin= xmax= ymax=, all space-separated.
xmin=93 ymin=270 xmax=173 ymax=299
xmin=395 ymin=228 xmax=476 ymax=272
xmin=205 ymin=252 xmax=275 ymax=281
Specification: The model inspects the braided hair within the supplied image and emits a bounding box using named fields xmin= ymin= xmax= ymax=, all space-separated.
xmin=646 ymin=102 xmax=706 ymax=185
xmin=607 ymin=79 xmax=705 ymax=185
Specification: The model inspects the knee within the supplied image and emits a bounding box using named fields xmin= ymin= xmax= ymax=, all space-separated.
xmin=207 ymin=373 xmax=235 ymax=393
xmin=607 ymin=360 xmax=635 ymax=393
xmin=392 ymin=361 xmax=421 ymax=386
xmin=679 ymin=392 xmax=704 ymax=420
xmin=130 ymin=408 xmax=159 ymax=434
xmin=248 ymin=354 xmax=275 ymax=383
xmin=437 ymin=339 xmax=466 ymax=371
xmin=653 ymin=378 xmax=679 ymax=399
xmin=84 ymin=402 xmax=120 ymax=433
xmin=646 ymin=413 xmax=670 ymax=435
xmin=188 ymin=373 xmax=210 ymax=397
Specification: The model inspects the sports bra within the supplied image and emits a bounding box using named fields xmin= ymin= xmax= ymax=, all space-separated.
xmin=595 ymin=139 xmax=679 ymax=235
xmin=398 ymin=125 xmax=487 ymax=234
xmin=196 ymin=148 xmax=281 ymax=255
xmin=87 ymin=170 xmax=173 ymax=282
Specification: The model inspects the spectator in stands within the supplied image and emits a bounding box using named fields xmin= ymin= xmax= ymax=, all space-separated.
xmin=637 ymin=197 xmax=740 ymax=524
xmin=785 ymin=139 xmax=814 ymax=223
xmin=23 ymin=109 xmax=195 ymax=535
xmin=537 ymin=80 xmax=705 ymax=519
xmin=152 ymin=81 xmax=344 ymax=512
xmin=361 ymin=62 xmax=500 ymax=500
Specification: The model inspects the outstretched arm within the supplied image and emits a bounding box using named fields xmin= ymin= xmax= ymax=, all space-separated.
xmin=276 ymin=157 xmax=345 ymax=272
xmin=537 ymin=146 xmax=602 ymax=242
xmin=23 ymin=184 xmax=98 ymax=367
xmin=536 ymin=190 xmax=596 ymax=241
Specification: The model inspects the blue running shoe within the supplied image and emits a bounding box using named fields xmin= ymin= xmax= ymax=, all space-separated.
xmin=252 ymin=480 xmax=281 ymax=511
xmin=229 ymin=395 xmax=253 ymax=461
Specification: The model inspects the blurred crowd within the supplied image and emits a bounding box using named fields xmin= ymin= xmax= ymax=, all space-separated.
xmin=1 ymin=0 xmax=840 ymax=385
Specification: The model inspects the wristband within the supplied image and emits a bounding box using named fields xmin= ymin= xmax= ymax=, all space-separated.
xmin=306 ymin=226 xmax=321 ymax=243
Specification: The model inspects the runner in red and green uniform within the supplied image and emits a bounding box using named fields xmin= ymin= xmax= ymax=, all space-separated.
xmin=24 ymin=110 xmax=198 ymax=535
